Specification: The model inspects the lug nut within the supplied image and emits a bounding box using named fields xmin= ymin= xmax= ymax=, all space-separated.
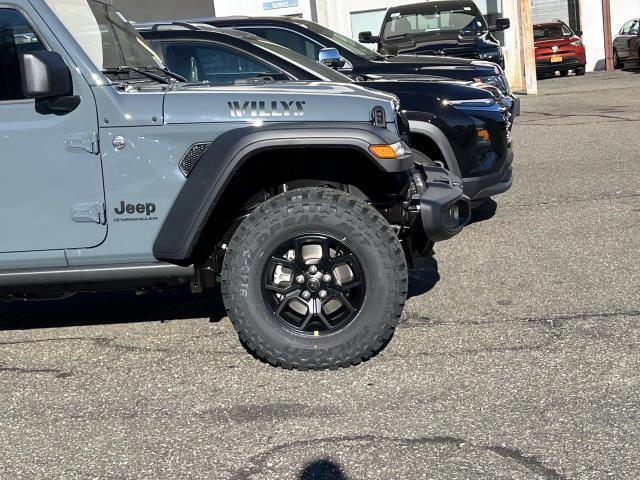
xmin=322 ymin=274 xmax=332 ymax=283
xmin=301 ymin=291 xmax=311 ymax=300
xmin=319 ymin=290 xmax=327 ymax=299
xmin=296 ymin=275 xmax=305 ymax=284
xmin=309 ymin=265 xmax=318 ymax=274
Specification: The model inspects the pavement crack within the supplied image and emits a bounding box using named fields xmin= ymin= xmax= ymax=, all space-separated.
xmin=0 ymin=364 xmax=72 ymax=378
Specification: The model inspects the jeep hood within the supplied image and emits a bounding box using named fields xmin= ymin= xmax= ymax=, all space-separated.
xmin=163 ymin=81 xmax=397 ymax=124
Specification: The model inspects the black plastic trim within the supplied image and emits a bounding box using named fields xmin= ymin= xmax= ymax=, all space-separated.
xmin=153 ymin=122 xmax=410 ymax=263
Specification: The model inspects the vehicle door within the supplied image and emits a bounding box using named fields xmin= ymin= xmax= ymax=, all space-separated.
xmin=628 ymin=20 xmax=640 ymax=62
xmin=615 ymin=20 xmax=635 ymax=60
xmin=0 ymin=6 xmax=105 ymax=262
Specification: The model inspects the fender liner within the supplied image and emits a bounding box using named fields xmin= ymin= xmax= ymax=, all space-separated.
xmin=407 ymin=119 xmax=462 ymax=178
xmin=153 ymin=122 xmax=411 ymax=263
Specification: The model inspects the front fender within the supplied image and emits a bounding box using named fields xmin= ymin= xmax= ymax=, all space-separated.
xmin=153 ymin=122 xmax=411 ymax=263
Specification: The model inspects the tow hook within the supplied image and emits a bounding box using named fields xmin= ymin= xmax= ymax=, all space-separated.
xmin=408 ymin=163 xmax=470 ymax=255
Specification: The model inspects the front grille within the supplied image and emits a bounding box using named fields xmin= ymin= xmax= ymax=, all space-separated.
xmin=180 ymin=142 xmax=210 ymax=177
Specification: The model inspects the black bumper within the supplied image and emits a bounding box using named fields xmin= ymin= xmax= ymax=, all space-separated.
xmin=536 ymin=58 xmax=585 ymax=73
xmin=462 ymin=148 xmax=514 ymax=201
xmin=409 ymin=163 xmax=470 ymax=252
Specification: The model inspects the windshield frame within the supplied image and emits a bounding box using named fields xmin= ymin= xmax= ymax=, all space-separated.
xmin=382 ymin=3 xmax=487 ymax=40
xmin=44 ymin=0 xmax=167 ymax=83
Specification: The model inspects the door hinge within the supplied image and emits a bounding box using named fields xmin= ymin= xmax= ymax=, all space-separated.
xmin=71 ymin=202 xmax=106 ymax=224
xmin=65 ymin=132 xmax=99 ymax=154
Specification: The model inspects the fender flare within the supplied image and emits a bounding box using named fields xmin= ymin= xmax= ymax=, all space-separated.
xmin=153 ymin=122 xmax=411 ymax=263
xmin=408 ymin=120 xmax=462 ymax=178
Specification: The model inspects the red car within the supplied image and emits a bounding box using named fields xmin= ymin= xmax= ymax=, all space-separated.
xmin=534 ymin=21 xmax=586 ymax=77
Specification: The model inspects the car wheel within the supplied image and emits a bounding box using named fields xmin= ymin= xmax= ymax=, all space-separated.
xmin=614 ymin=50 xmax=622 ymax=69
xmin=560 ymin=70 xmax=569 ymax=77
xmin=221 ymin=187 xmax=408 ymax=370
xmin=575 ymin=67 xmax=586 ymax=76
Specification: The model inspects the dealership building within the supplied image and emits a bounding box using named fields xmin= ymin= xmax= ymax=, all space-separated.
xmin=117 ymin=0 xmax=640 ymax=94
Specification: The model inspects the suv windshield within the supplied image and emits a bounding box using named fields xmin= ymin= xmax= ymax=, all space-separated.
xmin=298 ymin=20 xmax=384 ymax=61
xmin=383 ymin=2 xmax=487 ymax=40
xmin=533 ymin=24 xmax=572 ymax=40
xmin=45 ymin=0 xmax=164 ymax=75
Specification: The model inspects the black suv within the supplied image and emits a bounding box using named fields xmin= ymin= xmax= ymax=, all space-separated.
xmin=359 ymin=0 xmax=510 ymax=68
xmin=190 ymin=15 xmax=517 ymax=110
xmin=138 ymin=23 xmax=515 ymax=203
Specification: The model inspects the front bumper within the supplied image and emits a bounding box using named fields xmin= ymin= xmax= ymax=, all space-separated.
xmin=408 ymin=163 xmax=470 ymax=253
xmin=462 ymin=148 xmax=514 ymax=201
xmin=536 ymin=56 xmax=585 ymax=73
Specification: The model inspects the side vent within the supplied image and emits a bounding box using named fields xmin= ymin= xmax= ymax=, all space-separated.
xmin=180 ymin=142 xmax=211 ymax=177
xmin=371 ymin=106 xmax=386 ymax=127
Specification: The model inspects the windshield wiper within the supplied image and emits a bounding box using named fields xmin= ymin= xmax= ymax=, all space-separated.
xmin=102 ymin=66 xmax=171 ymax=84
xmin=147 ymin=66 xmax=188 ymax=82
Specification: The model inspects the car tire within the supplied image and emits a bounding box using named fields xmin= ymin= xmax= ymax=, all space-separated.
xmin=221 ymin=187 xmax=408 ymax=370
xmin=575 ymin=67 xmax=586 ymax=76
xmin=560 ymin=70 xmax=569 ymax=77
xmin=614 ymin=50 xmax=622 ymax=69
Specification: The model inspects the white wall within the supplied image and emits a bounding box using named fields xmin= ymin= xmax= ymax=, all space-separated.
xmin=213 ymin=0 xmax=312 ymax=18
xmin=579 ymin=0 xmax=640 ymax=71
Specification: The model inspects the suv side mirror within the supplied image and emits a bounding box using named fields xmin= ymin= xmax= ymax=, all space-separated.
xmin=359 ymin=31 xmax=380 ymax=43
xmin=575 ymin=30 xmax=583 ymax=37
xmin=318 ymin=48 xmax=346 ymax=69
xmin=19 ymin=51 xmax=71 ymax=98
xmin=490 ymin=18 xmax=510 ymax=32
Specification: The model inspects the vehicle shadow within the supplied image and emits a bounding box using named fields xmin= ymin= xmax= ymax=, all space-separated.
xmin=408 ymin=254 xmax=440 ymax=299
xmin=0 ymin=287 xmax=227 ymax=331
xmin=468 ymin=198 xmax=497 ymax=225
xmin=299 ymin=459 xmax=350 ymax=480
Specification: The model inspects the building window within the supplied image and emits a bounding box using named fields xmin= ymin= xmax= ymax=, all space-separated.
xmin=349 ymin=9 xmax=386 ymax=43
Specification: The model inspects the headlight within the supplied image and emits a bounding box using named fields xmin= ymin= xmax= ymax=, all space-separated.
xmin=476 ymin=74 xmax=509 ymax=95
xmin=478 ymin=48 xmax=502 ymax=60
xmin=571 ymin=39 xmax=583 ymax=47
xmin=444 ymin=98 xmax=496 ymax=107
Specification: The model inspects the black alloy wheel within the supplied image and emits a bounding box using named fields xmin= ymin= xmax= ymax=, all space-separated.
xmin=262 ymin=235 xmax=365 ymax=336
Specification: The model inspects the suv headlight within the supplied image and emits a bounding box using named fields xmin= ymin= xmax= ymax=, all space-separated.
xmin=571 ymin=39 xmax=583 ymax=47
xmin=445 ymin=98 xmax=496 ymax=108
xmin=478 ymin=48 xmax=502 ymax=60
xmin=475 ymin=74 xmax=509 ymax=95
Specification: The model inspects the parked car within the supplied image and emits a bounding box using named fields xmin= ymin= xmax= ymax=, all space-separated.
xmin=191 ymin=15 xmax=519 ymax=113
xmin=1 ymin=0 xmax=470 ymax=370
xmin=359 ymin=0 xmax=510 ymax=68
xmin=534 ymin=20 xmax=586 ymax=77
xmin=613 ymin=18 xmax=640 ymax=69
xmin=137 ymin=23 xmax=515 ymax=204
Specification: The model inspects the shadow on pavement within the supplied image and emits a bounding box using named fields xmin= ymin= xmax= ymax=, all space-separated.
xmin=0 ymin=287 xmax=226 ymax=331
xmin=408 ymin=254 xmax=440 ymax=299
xmin=469 ymin=198 xmax=497 ymax=225
xmin=299 ymin=459 xmax=350 ymax=480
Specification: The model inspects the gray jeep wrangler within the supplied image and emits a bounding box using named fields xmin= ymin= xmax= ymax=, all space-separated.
xmin=0 ymin=0 xmax=469 ymax=369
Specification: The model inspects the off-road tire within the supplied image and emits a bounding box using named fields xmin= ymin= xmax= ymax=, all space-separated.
xmin=575 ymin=67 xmax=586 ymax=76
xmin=221 ymin=187 xmax=408 ymax=370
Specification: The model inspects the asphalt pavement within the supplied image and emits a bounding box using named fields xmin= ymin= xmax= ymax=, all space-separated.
xmin=1 ymin=71 xmax=639 ymax=480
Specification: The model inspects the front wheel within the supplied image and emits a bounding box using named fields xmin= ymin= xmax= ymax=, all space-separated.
xmin=614 ymin=50 xmax=622 ymax=69
xmin=575 ymin=67 xmax=586 ymax=76
xmin=221 ymin=188 xmax=408 ymax=370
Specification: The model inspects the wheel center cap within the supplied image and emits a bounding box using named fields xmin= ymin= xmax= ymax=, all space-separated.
xmin=307 ymin=277 xmax=321 ymax=292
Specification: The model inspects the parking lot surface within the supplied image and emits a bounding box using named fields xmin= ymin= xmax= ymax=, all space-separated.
xmin=1 ymin=71 xmax=639 ymax=479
